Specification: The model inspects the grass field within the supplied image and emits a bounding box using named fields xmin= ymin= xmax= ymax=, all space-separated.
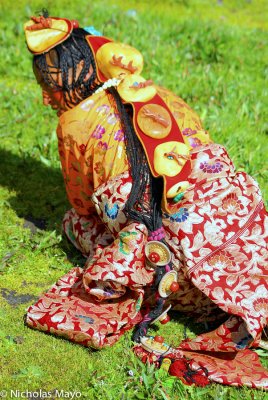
xmin=0 ymin=0 xmax=267 ymax=399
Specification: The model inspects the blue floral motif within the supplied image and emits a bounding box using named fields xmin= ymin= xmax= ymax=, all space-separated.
xmin=169 ymin=207 xmax=189 ymax=222
xmin=103 ymin=287 xmax=125 ymax=297
xmin=75 ymin=314 xmax=94 ymax=324
xmin=235 ymin=334 xmax=253 ymax=349
xmin=103 ymin=287 xmax=116 ymax=296
xmin=104 ymin=202 xmax=119 ymax=220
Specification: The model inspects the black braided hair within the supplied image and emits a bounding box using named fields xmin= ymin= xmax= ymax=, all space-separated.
xmin=108 ymin=87 xmax=163 ymax=233
xmin=33 ymin=28 xmax=101 ymax=108
xmin=108 ymin=88 xmax=167 ymax=342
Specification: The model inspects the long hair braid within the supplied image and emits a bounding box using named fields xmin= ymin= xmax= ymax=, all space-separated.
xmin=108 ymin=87 xmax=163 ymax=233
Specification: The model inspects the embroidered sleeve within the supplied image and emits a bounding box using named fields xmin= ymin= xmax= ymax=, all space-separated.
xmin=82 ymin=221 xmax=155 ymax=301
xmin=62 ymin=208 xmax=114 ymax=260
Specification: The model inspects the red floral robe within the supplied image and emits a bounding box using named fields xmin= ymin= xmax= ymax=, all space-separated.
xmin=26 ymin=87 xmax=268 ymax=389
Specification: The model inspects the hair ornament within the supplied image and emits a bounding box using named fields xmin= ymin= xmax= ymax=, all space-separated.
xmin=25 ymin=16 xmax=53 ymax=31
xmin=84 ymin=26 xmax=102 ymax=36
xmin=24 ymin=15 xmax=74 ymax=54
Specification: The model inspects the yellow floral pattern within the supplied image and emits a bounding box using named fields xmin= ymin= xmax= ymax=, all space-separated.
xmin=57 ymin=87 xmax=211 ymax=215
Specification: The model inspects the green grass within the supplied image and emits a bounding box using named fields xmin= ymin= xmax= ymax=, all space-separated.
xmin=0 ymin=0 xmax=267 ymax=399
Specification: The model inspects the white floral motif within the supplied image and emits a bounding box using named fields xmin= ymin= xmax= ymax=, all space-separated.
xmin=203 ymin=218 xmax=227 ymax=246
xmin=240 ymin=285 xmax=268 ymax=316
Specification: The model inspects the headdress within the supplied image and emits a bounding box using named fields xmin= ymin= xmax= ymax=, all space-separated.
xmin=24 ymin=14 xmax=144 ymax=80
xmin=24 ymin=15 xmax=79 ymax=54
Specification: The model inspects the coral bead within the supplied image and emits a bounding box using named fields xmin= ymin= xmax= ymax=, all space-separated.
xmin=71 ymin=20 xmax=79 ymax=29
xmin=160 ymin=315 xmax=170 ymax=325
xmin=148 ymin=252 xmax=160 ymax=263
xmin=154 ymin=335 xmax=164 ymax=344
xmin=170 ymin=281 xmax=180 ymax=293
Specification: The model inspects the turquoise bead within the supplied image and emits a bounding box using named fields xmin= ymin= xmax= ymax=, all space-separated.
xmin=173 ymin=192 xmax=184 ymax=203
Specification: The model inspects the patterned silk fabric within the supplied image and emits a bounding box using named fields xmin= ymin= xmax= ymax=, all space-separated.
xmin=56 ymin=90 xmax=129 ymax=215
xmin=26 ymin=87 xmax=268 ymax=389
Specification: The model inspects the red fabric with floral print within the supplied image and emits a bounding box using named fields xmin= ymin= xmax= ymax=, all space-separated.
xmin=26 ymin=142 xmax=268 ymax=389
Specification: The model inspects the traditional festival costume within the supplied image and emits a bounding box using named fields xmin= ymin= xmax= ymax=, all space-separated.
xmin=24 ymin=15 xmax=268 ymax=389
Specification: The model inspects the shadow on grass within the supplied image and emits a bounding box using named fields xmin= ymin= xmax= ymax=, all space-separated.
xmin=168 ymin=309 xmax=229 ymax=337
xmin=0 ymin=147 xmax=86 ymax=268
xmin=0 ymin=147 xmax=68 ymax=231
xmin=0 ymin=288 xmax=39 ymax=306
